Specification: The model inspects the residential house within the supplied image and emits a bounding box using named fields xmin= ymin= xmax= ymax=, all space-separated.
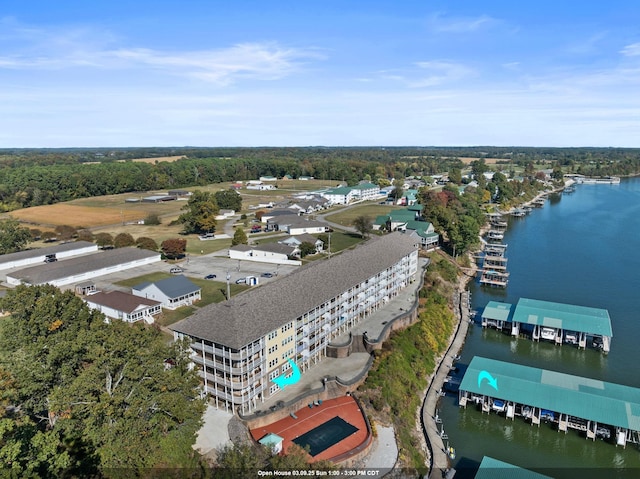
xmin=279 ymin=234 xmax=324 ymax=254
xmin=85 ymin=290 xmax=162 ymax=323
xmin=132 ymin=275 xmax=201 ymax=310
xmin=228 ymin=244 xmax=301 ymax=265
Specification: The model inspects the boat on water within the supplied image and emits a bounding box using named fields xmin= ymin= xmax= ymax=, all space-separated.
xmin=487 ymin=231 xmax=504 ymax=240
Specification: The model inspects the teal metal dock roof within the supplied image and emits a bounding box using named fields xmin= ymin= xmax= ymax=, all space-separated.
xmin=474 ymin=456 xmax=552 ymax=479
xmin=511 ymin=298 xmax=612 ymax=337
xmin=482 ymin=301 xmax=513 ymax=322
xmin=460 ymin=357 xmax=640 ymax=432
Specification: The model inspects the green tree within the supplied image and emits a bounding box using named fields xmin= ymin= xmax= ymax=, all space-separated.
xmin=0 ymin=285 xmax=205 ymax=475
xmin=113 ymin=232 xmax=135 ymax=248
xmin=215 ymin=189 xmax=243 ymax=212
xmin=161 ymin=238 xmax=187 ymax=259
xmin=76 ymin=229 xmax=94 ymax=242
xmin=353 ymin=215 xmax=373 ymax=238
xmin=231 ymin=227 xmax=248 ymax=246
xmin=54 ymin=225 xmax=77 ymax=241
xmin=448 ymin=167 xmax=462 ymax=185
xmin=136 ymin=236 xmax=158 ymax=251
xmin=144 ymin=213 xmax=161 ymax=225
xmin=178 ymin=190 xmax=219 ymax=234
xmin=41 ymin=231 xmax=57 ymax=242
xmin=215 ymin=442 xmax=268 ymax=478
xmin=94 ymin=232 xmax=113 ymax=249
xmin=299 ymin=241 xmax=316 ymax=258
xmin=0 ymin=218 xmax=32 ymax=254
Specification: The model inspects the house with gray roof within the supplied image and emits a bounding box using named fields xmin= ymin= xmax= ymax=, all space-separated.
xmin=132 ymin=274 xmax=201 ymax=310
xmin=279 ymin=234 xmax=324 ymax=254
xmin=84 ymin=290 xmax=162 ymax=324
xmin=171 ymin=232 xmax=420 ymax=414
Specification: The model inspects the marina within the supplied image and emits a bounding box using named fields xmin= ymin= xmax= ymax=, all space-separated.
xmin=458 ymin=357 xmax=640 ymax=447
xmin=480 ymin=298 xmax=613 ymax=353
xmin=439 ymin=177 xmax=640 ymax=477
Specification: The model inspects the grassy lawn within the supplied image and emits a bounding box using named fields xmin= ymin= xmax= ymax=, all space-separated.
xmin=324 ymin=203 xmax=401 ymax=227
xmin=326 ymin=231 xmax=364 ymax=253
xmin=115 ymin=272 xmax=250 ymax=327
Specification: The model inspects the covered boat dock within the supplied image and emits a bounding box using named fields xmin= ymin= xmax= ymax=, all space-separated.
xmin=481 ymin=298 xmax=613 ymax=352
xmin=459 ymin=357 xmax=640 ymax=448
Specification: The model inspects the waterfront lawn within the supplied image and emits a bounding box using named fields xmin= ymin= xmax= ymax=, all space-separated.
xmin=324 ymin=203 xmax=401 ymax=227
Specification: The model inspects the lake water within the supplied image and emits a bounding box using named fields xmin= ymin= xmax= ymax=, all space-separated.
xmin=438 ymin=177 xmax=640 ymax=479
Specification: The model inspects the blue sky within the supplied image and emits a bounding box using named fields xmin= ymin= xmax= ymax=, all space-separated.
xmin=2 ymin=1 xmax=640 ymax=147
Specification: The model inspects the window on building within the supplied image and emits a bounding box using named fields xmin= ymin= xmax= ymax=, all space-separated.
xmin=269 ymin=385 xmax=280 ymax=395
xmin=268 ymin=330 xmax=278 ymax=340
xmin=268 ymin=358 xmax=278 ymax=368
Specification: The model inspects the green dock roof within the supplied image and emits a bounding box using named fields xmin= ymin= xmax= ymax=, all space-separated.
xmin=460 ymin=357 xmax=640 ymax=432
xmin=482 ymin=301 xmax=513 ymax=322
xmin=474 ymin=456 xmax=552 ymax=479
xmin=511 ymin=298 xmax=612 ymax=337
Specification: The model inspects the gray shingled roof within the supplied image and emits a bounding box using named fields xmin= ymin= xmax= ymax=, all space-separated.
xmin=252 ymin=243 xmax=296 ymax=255
xmin=171 ymin=232 xmax=418 ymax=349
xmin=0 ymin=241 xmax=96 ymax=264
xmin=8 ymin=248 xmax=160 ymax=285
xmin=86 ymin=290 xmax=161 ymax=313
xmin=133 ymin=274 xmax=200 ymax=298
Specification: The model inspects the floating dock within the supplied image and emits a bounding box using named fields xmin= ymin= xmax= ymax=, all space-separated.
xmin=459 ymin=357 xmax=640 ymax=448
xmin=479 ymin=243 xmax=509 ymax=288
xmin=480 ymin=298 xmax=612 ymax=352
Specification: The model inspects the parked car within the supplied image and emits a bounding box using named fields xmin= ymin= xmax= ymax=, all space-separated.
xmin=204 ymin=274 xmax=217 ymax=279
xmin=170 ymin=267 xmax=183 ymax=274
xmin=235 ymin=278 xmax=246 ymax=284
xmin=261 ymin=272 xmax=274 ymax=278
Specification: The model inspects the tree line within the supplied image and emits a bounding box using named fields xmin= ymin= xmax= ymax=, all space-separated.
xmin=4 ymin=146 xmax=640 ymax=211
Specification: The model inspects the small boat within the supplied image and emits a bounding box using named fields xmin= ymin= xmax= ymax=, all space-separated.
xmin=522 ymin=406 xmax=532 ymax=419
xmin=448 ymin=446 xmax=456 ymax=460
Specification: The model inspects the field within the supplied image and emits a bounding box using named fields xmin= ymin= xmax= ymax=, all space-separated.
xmin=458 ymin=157 xmax=506 ymax=165
xmin=5 ymin=178 xmax=354 ymax=256
xmin=10 ymin=204 xmax=148 ymax=228
xmin=121 ymin=155 xmax=186 ymax=163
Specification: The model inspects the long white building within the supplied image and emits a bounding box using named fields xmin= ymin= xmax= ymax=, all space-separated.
xmin=171 ymin=232 xmax=419 ymax=414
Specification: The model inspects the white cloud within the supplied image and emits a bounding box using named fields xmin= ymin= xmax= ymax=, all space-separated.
xmin=0 ymin=20 xmax=322 ymax=85
xmin=428 ymin=13 xmax=497 ymax=33
xmin=620 ymin=42 xmax=640 ymax=57
xmin=409 ymin=60 xmax=475 ymax=87
xmin=108 ymin=43 xmax=321 ymax=85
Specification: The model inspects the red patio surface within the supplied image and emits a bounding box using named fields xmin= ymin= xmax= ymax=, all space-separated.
xmin=250 ymin=395 xmax=370 ymax=463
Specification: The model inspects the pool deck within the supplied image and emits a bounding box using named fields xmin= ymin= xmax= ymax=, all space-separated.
xmin=249 ymin=395 xmax=370 ymax=463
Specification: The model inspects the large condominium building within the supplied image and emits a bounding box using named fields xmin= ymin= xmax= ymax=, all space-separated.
xmin=171 ymin=233 xmax=420 ymax=414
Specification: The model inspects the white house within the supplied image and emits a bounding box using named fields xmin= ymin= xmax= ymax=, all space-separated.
xmin=215 ymin=209 xmax=236 ymax=220
xmin=132 ymin=275 xmax=201 ymax=310
xmin=228 ymin=244 xmax=302 ymax=265
xmin=286 ymin=218 xmax=328 ymax=236
xmin=279 ymin=234 xmax=324 ymax=254
xmin=84 ymin=290 xmax=162 ymax=324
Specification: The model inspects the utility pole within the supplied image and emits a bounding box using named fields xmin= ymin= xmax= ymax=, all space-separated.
xmin=226 ymin=271 xmax=231 ymax=300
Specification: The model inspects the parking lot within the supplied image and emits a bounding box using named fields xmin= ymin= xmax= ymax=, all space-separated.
xmin=72 ymin=250 xmax=300 ymax=293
